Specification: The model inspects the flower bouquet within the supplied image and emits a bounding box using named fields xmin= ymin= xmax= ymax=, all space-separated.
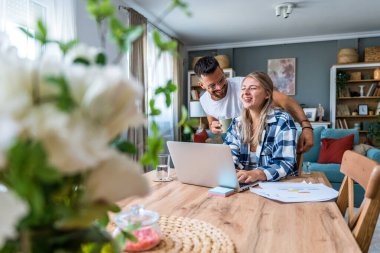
xmin=0 ymin=0 xmax=190 ymax=252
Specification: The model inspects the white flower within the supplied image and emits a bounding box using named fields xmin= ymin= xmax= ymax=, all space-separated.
xmin=64 ymin=44 xmax=101 ymax=66
xmin=25 ymin=105 xmax=113 ymax=175
xmin=0 ymin=117 xmax=22 ymax=169
xmin=0 ymin=190 xmax=28 ymax=247
xmin=85 ymin=151 xmax=150 ymax=203
xmin=0 ymin=46 xmax=33 ymax=119
xmin=81 ymin=66 xmax=145 ymax=138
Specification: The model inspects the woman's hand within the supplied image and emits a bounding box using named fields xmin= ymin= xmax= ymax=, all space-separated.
xmin=236 ymin=169 xmax=267 ymax=183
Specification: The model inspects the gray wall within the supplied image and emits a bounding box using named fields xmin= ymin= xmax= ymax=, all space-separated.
xmin=188 ymin=37 xmax=380 ymax=121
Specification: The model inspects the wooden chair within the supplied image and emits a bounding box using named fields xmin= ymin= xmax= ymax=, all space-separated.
xmin=336 ymin=150 xmax=380 ymax=253
xmin=296 ymin=152 xmax=304 ymax=176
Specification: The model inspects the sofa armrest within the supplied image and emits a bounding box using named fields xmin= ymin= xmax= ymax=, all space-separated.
xmin=367 ymin=147 xmax=380 ymax=163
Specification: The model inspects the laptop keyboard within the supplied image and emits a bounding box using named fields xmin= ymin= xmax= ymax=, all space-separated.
xmin=239 ymin=182 xmax=253 ymax=188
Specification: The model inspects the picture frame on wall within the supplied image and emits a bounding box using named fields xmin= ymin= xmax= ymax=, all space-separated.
xmin=303 ymin=108 xmax=317 ymax=121
xmin=358 ymin=104 xmax=368 ymax=115
xmin=267 ymin=58 xmax=296 ymax=95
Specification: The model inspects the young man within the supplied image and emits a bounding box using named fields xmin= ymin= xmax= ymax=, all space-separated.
xmin=194 ymin=56 xmax=313 ymax=153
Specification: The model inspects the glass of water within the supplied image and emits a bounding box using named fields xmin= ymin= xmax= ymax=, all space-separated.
xmin=303 ymin=162 xmax=311 ymax=175
xmin=155 ymin=154 xmax=172 ymax=182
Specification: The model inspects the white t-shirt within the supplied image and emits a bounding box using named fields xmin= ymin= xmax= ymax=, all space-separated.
xmin=199 ymin=76 xmax=244 ymax=119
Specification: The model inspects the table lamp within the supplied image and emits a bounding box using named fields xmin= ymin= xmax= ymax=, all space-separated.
xmin=189 ymin=101 xmax=206 ymax=129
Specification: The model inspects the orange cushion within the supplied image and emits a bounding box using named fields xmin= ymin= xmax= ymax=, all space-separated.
xmin=193 ymin=129 xmax=208 ymax=143
xmin=317 ymin=134 xmax=354 ymax=164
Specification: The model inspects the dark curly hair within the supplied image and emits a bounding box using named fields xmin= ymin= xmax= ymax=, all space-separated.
xmin=193 ymin=56 xmax=220 ymax=77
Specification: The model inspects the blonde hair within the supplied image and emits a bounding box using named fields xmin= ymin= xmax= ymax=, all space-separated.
xmin=240 ymin=72 xmax=273 ymax=146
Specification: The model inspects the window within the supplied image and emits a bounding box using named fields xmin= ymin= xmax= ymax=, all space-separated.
xmin=1 ymin=0 xmax=52 ymax=59
xmin=146 ymin=24 xmax=176 ymax=145
xmin=1 ymin=0 xmax=75 ymax=59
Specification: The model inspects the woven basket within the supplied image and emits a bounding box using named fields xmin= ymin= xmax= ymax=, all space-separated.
xmin=337 ymin=48 xmax=359 ymax=64
xmin=215 ymin=55 xmax=230 ymax=68
xmin=191 ymin=56 xmax=202 ymax=69
xmin=365 ymin=47 xmax=380 ymax=62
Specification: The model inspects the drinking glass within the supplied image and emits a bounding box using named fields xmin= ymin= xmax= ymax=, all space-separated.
xmin=155 ymin=154 xmax=173 ymax=182
xmin=303 ymin=162 xmax=311 ymax=175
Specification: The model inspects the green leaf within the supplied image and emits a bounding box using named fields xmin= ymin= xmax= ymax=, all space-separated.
xmin=178 ymin=105 xmax=188 ymax=126
xmin=56 ymin=39 xmax=78 ymax=55
xmin=140 ymin=121 xmax=164 ymax=167
xmin=95 ymin=52 xmax=107 ymax=65
xmin=73 ymin=57 xmax=91 ymax=65
xmin=86 ymin=0 xmax=115 ymax=23
xmin=109 ymin=18 xmax=144 ymax=52
xmin=153 ymin=30 xmax=177 ymax=55
xmin=19 ymin=27 xmax=34 ymax=39
xmin=149 ymin=99 xmax=161 ymax=116
xmin=171 ymin=0 xmax=192 ymax=16
xmin=45 ymin=75 xmax=76 ymax=112
xmin=154 ymin=80 xmax=177 ymax=107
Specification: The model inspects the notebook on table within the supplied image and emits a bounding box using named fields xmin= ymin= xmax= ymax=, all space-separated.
xmin=166 ymin=141 xmax=258 ymax=192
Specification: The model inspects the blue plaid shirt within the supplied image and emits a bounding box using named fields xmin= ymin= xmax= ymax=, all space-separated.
xmin=223 ymin=108 xmax=297 ymax=181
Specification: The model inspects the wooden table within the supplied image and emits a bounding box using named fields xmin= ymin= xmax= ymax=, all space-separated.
xmin=117 ymin=171 xmax=360 ymax=253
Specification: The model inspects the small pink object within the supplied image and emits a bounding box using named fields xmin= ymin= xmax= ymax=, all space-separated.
xmin=114 ymin=205 xmax=162 ymax=252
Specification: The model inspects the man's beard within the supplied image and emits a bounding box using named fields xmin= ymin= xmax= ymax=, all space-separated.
xmin=211 ymin=83 xmax=227 ymax=99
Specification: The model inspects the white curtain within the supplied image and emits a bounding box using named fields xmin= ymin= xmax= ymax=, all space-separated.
xmin=146 ymin=24 xmax=175 ymax=148
xmin=0 ymin=0 xmax=76 ymax=59
xmin=0 ymin=0 xmax=6 ymax=31
xmin=51 ymin=0 xmax=76 ymax=41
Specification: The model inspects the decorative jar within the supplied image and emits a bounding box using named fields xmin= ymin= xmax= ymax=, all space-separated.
xmin=114 ymin=205 xmax=162 ymax=252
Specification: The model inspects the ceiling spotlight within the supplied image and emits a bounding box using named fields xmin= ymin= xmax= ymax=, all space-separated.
xmin=275 ymin=2 xmax=296 ymax=19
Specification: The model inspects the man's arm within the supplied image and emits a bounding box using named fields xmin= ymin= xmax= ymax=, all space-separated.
xmin=207 ymin=115 xmax=223 ymax=135
xmin=272 ymin=90 xmax=314 ymax=153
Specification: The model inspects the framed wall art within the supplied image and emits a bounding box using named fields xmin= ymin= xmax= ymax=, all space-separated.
xmin=303 ymin=108 xmax=317 ymax=122
xmin=268 ymin=58 xmax=296 ymax=95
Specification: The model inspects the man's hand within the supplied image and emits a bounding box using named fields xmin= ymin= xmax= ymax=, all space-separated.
xmin=297 ymin=129 xmax=314 ymax=153
xmin=209 ymin=120 xmax=222 ymax=135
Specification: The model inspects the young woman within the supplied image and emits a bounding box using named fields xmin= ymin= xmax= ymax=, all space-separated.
xmin=224 ymin=72 xmax=297 ymax=183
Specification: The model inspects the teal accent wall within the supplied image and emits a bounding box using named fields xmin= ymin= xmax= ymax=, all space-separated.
xmin=188 ymin=37 xmax=380 ymax=121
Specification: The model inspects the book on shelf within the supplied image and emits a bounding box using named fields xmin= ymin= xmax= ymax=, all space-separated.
xmin=366 ymin=83 xmax=377 ymax=96
xmin=336 ymin=119 xmax=342 ymax=129
xmin=342 ymin=119 xmax=348 ymax=129
xmin=191 ymin=89 xmax=199 ymax=100
xmin=336 ymin=104 xmax=350 ymax=116
xmin=376 ymin=102 xmax=380 ymax=116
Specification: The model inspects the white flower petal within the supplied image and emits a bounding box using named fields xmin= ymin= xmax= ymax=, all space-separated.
xmin=0 ymin=191 xmax=28 ymax=247
xmin=85 ymin=152 xmax=150 ymax=203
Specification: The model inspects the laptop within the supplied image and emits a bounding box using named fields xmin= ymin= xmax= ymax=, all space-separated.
xmin=167 ymin=141 xmax=258 ymax=192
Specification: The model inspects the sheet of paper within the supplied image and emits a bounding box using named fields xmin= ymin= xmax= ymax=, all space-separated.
xmin=250 ymin=182 xmax=338 ymax=203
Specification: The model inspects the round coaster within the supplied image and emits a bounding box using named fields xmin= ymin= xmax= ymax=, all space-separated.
xmin=144 ymin=215 xmax=236 ymax=253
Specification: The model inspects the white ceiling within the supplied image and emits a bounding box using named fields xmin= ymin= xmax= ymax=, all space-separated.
xmin=123 ymin=0 xmax=380 ymax=50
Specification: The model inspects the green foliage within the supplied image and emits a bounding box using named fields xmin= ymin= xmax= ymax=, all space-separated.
xmin=95 ymin=52 xmax=107 ymax=65
xmin=178 ymin=105 xmax=197 ymax=134
xmin=149 ymin=99 xmax=161 ymax=116
xmin=140 ymin=121 xmax=164 ymax=168
xmin=171 ymin=0 xmax=192 ymax=16
xmin=155 ymin=80 xmax=177 ymax=107
xmin=336 ymin=71 xmax=350 ymax=88
xmin=111 ymin=136 xmax=137 ymax=155
xmin=86 ymin=0 xmax=115 ymax=23
xmin=109 ymin=18 xmax=144 ymax=53
xmin=56 ymin=39 xmax=79 ymax=55
xmin=367 ymin=120 xmax=380 ymax=143
xmin=19 ymin=19 xmax=51 ymax=46
xmin=45 ymin=75 xmax=77 ymax=112
xmin=153 ymin=30 xmax=177 ymax=56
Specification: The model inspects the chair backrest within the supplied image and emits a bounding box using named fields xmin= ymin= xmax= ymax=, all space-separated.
xmin=336 ymin=150 xmax=380 ymax=253
xmin=296 ymin=152 xmax=304 ymax=176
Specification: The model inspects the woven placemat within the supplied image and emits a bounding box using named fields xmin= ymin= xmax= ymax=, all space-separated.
xmin=144 ymin=215 xmax=235 ymax=253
